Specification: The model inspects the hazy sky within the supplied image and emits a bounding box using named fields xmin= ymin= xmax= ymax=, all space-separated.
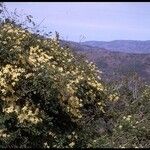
xmin=4 ymin=2 xmax=150 ymax=42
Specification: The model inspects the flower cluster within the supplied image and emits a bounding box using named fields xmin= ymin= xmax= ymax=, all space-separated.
xmin=108 ymin=92 xmax=119 ymax=102
xmin=0 ymin=22 xmax=108 ymax=148
xmin=17 ymin=102 xmax=42 ymax=124
xmin=0 ymin=64 xmax=25 ymax=96
xmin=0 ymin=129 xmax=10 ymax=138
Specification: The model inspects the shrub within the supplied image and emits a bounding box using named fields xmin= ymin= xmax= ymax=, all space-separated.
xmin=0 ymin=20 xmax=110 ymax=148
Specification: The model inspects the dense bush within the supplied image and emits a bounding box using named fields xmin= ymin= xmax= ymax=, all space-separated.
xmin=0 ymin=3 xmax=150 ymax=148
xmin=92 ymin=79 xmax=150 ymax=148
xmin=0 ymin=18 xmax=114 ymax=147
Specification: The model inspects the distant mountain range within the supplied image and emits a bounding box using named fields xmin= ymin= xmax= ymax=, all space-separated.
xmin=60 ymin=40 xmax=150 ymax=84
xmin=81 ymin=40 xmax=150 ymax=54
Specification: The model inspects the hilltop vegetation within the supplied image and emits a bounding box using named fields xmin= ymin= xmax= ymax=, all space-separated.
xmin=0 ymin=3 xmax=150 ymax=148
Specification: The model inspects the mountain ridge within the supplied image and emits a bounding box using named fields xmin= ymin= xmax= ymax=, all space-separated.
xmin=60 ymin=40 xmax=150 ymax=84
xmin=81 ymin=40 xmax=150 ymax=54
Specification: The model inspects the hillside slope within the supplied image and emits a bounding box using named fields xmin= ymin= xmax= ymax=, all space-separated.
xmin=61 ymin=40 xmax=150 ymax=83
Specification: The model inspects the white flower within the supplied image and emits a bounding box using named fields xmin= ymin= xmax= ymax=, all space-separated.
xmin=126 ymin=117 xmax=130 ymax=121
xmin=119 ymin=125 xmax=123 ymax=129
xmin=12 ymin=82 xmax=16 ymax=86
xmin=2 ymin=133 xmax=7 ymax=138
xmin=97 ymin=102 xmax=102 ymax=105
xmin=69 ymin=142 xmax=75 ymax=147
xmin=58 ymin=67 xmax=63 ymax=72
xmin=127 ymin=115 xmax=132 ymax=118
xmin=123 ymin=116 xmax=126 ymax=119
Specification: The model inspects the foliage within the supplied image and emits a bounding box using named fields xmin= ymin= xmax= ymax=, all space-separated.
xmin=0 ymin=3 xmax=111 ymax=148
xmin=92 ymin=79 xmax=150 ymax=148
xmin=0 ymin=3 xmax=150 ymax=148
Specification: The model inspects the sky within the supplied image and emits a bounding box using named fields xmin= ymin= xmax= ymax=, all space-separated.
xmin=4 ymin=2 xmax=150 ymax=42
